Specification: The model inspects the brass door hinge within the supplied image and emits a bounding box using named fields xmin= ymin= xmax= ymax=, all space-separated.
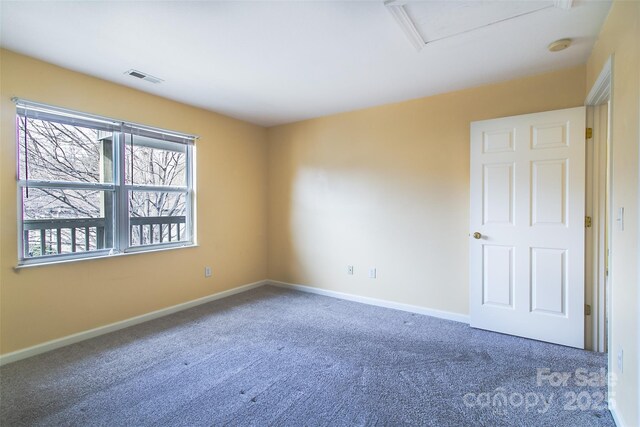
xmin=586 ymin=128 xmax=593 ymax=139
xmin=585 ymin=304 xmax=592 ymax=316
xmin=585 ymin=216 xmax=592 ymax=228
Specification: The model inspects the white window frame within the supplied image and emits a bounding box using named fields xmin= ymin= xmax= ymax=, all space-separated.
xmin=15 ymin=98 xmax=197 ymax=266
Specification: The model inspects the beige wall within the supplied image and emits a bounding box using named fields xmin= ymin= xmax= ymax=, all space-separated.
xmin=0 ymin=49 xmax=269 ymax=355
xmin=267 ymin=66 xmax=586 ymax=316
xmin=586 ymin=2 xmax=640 ymax=425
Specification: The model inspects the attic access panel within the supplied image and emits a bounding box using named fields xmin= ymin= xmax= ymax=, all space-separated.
xmin=403 ymin=0 xmax=554 ymax=44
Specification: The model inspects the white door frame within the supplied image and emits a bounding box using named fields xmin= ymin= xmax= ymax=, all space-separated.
xmin=584 ymin=55 xmax=612 ymax=355
xmin=585 ymin=103 xmax=609 ymax=352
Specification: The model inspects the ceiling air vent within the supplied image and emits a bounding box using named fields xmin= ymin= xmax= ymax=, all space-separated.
xmin=124 ymin=69 xmax=163 ymax=84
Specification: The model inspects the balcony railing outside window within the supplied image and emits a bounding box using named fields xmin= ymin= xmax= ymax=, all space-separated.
xmin=23 ymin=216 xmax=187 ymax=257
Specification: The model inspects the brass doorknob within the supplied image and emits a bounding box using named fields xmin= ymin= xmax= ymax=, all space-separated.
xmin=473 ymin=232 xmax=482 ymax=239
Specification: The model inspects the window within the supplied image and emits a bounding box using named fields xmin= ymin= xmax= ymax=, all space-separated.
xmin=15 ymin=99 xmax=196 ymax=265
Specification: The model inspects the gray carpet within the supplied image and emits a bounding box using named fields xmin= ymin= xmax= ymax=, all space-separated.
xmin=0 ymin=285 xmax=614 ymax=426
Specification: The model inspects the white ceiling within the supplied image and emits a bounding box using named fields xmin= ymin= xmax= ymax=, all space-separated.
xmin=0 ymin=1 xmax=611 ymax=127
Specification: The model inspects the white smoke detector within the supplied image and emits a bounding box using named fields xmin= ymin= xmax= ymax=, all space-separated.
xmin=548 ymin=38 xmax=572 ymax=52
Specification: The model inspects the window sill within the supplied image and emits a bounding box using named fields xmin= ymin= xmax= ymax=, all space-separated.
xmin=14 ymin=243 xmax=198 ymax=270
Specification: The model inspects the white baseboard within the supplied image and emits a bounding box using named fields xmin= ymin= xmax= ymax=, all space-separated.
xmin=1 ymin=279 xmax=469 ymax=366
xmin=0 ymin=280 xmax=268 ymax=367
xmin=268 ymin=280 xmax=470 ymax=324
xmin=609 ymin=402 xmax=626 ymax=427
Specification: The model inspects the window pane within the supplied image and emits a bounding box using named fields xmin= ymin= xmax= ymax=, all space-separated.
xmin=125 ymin=135 xmax=187 ymax=187
xmin=129 ymin=191 xmax=187 ymax=246
xmin=17 ymin=116 xmax=115 ymax=183
xmin=22 ymin=188 xmax=114 ymax=258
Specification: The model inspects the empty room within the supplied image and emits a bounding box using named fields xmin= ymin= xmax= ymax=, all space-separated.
xmin=0 ymin=0 xmax=638 ymax=426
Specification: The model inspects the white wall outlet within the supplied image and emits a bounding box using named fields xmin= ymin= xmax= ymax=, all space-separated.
xmin=617 ymin=348 xmax=623 ymax=373
xmin=347 ymin=265 xmax=354 ymax=275
xmin=368 ymin=268 xmax=376 ymax=279
xmin=204 ymin=266 xmax=212 ymax=278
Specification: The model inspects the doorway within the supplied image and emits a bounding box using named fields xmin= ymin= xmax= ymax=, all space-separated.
xmin=469 ymin=53 xmax=614 ymax=350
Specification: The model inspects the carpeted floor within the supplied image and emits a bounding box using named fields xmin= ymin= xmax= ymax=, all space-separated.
xmin=0 ymin=285 xmax=614 ymax=426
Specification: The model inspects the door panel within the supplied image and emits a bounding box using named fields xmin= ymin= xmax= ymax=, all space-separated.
xmin=470 ymin=107 xmax=585 ymax=348
xmin=483 ymin=245 xmax=514 ymax=308
xmin=531 ymin=159 xmax=567 ymax=226
xmin=483 ymin=163 xmax=514 ymax=225
xmin=531 ymin=247 xmax=566 ymax=315
xmin=483 ymin=129 xmax=515 ymax=153
xmin=532 ymin=122 xmax=569 ymax=149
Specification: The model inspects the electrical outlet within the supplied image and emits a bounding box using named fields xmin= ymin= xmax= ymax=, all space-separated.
xmin=204 ymin=266 xmax=212 ymax=278
xmin=368 ymin=268 xmax=376 ymax=279
xmin=617 ymin=349 xmax=623 ymax=373
xmin=347 ymin=265 xmax=354 ymax=275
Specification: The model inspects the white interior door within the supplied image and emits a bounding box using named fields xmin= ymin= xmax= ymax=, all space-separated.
xmin=470 ymin=107 xmax=586 ymax=348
